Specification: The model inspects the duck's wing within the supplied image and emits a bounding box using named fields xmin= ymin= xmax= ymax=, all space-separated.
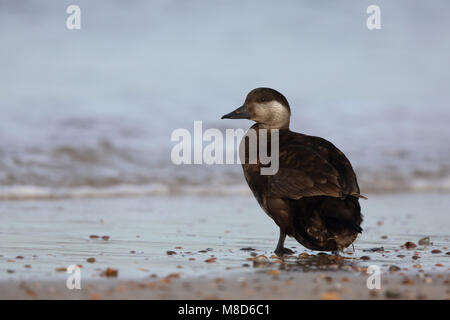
xmin=267 ymin=143 xmax=365 ymax=200
xmin=301 ymin=135 xmax=364 ymax=198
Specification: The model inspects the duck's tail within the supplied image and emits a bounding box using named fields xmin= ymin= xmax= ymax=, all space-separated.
xmin=290 ymin=195 xmax=363 ymax=251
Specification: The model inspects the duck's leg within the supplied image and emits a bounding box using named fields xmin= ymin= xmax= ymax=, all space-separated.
xmin=274 ymin=229 xmax=294 ymax=256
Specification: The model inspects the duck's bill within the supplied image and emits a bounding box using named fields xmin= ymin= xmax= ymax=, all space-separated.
xmin=221 ymin=105 xmax=251 ymax=119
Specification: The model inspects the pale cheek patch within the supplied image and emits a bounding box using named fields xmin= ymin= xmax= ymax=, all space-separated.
xmin=257 ymin=101 xmax=289 ymax=126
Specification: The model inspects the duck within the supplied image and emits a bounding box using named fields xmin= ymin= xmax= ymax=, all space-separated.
xmin=221 ymin=88 xmax=365 ymax=255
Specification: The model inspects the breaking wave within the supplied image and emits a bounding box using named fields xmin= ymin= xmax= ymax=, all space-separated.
xmin=1 ymin=141 xmax=450 ymax=200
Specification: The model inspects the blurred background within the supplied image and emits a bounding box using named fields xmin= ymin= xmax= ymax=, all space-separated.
xmin=1 ymin=0 xmax=449 ymax=200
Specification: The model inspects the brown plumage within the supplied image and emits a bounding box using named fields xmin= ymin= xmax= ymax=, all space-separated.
xmin=222 ymin=88 xmax=365 ymax=255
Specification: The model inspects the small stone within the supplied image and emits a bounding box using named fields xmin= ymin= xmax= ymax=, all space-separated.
xmin=385 ymin=290 xmax=401 ymax=299
xmin=360 ymin=256 xmax=371 ymax=261
xmin=205 ymin=257 xmax=216 ymax=263
xmin=402 ymin=242 xmax=417 ymax=249
xmin=431 ymin=249 xmax=442 ymax=254
xmin=418 ymin=236 xmax=430 ymax=246
xmin=89 ymin=235 xmax=99 ymax=239
xmin=87 ymin=257 xmax=96 ymax=263
xmin=102 ymin=236 xmax=110 ymax=241
xmin=166 ymin=251 xmax=177 ymax=255
xmin=268 ymin=270 xmax=280 ymax=276
xmin=253 ymin=255 xmax=269 ymax=264
xmin=389 ymin=265 xmax=401 ymax=272
xmin=321 ymin=291 xmax=340 ymax=300
xmin=167 ymin=273 xmax=180 ymax=278
xmin=101 ymin=268 xmax=118 ymax=277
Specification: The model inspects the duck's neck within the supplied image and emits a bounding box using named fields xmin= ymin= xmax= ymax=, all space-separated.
xmin=258 ymin=122 xmax=290 ymax=130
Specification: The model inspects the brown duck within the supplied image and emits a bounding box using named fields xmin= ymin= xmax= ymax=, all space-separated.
xmin=222 ymin=88 xmax=365 ymax=255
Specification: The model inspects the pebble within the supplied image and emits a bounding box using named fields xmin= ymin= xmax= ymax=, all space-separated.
xmin=418 ymin=236 xmax=430 ymax=246
xmin=101 ymin=268 xmax=118 ymax=277
xmin=431 ymin=249 xmax=442 ymax=254
xmin=385 ymin=290 xmax=401 ymax=298
xmin=402 ymin=242 xmax=417 ymax=249
xmin=268 ymin=270 xmax=280 ymax=276
xmin=320 ymin=291 xmax=340 ymax=300
xmin=253 ymin=255 xmax=269 ymax=264
xmin=389 ymin=265 xmax=400 ymax=272
xmin=87 ymin=257 xmax=96 ymax=263
xmin=167 ymin=273 xmax=180 ymax=278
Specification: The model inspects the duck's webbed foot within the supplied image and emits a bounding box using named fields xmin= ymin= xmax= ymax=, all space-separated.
xmin=274 ymin=229 xmax=295 ymax=256
xmin=275 ymin=247 xmax=294 ymax=256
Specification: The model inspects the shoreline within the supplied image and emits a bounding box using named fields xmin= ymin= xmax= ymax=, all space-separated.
xmin=0 ymin=194 xmax=449 ymax=299
xmin=1 ymin=269 xmax=448 ymax=300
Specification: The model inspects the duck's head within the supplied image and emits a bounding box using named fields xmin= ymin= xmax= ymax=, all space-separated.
xmin=221 ymin=87 xmax=291 ymax=129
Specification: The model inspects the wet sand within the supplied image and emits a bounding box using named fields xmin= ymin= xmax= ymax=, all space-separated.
xmin=0 ymin=194 xmax=449 ymax=299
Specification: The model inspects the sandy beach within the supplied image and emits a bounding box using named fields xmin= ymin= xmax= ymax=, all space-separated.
xmin=1 ymin=193 xmax=448 ymax=299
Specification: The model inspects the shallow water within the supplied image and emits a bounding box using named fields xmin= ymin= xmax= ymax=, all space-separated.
xmin=1 ymin=1 xmax=450 ymax=198
xmin=0 ymin=194 xmax=448 ymax=284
